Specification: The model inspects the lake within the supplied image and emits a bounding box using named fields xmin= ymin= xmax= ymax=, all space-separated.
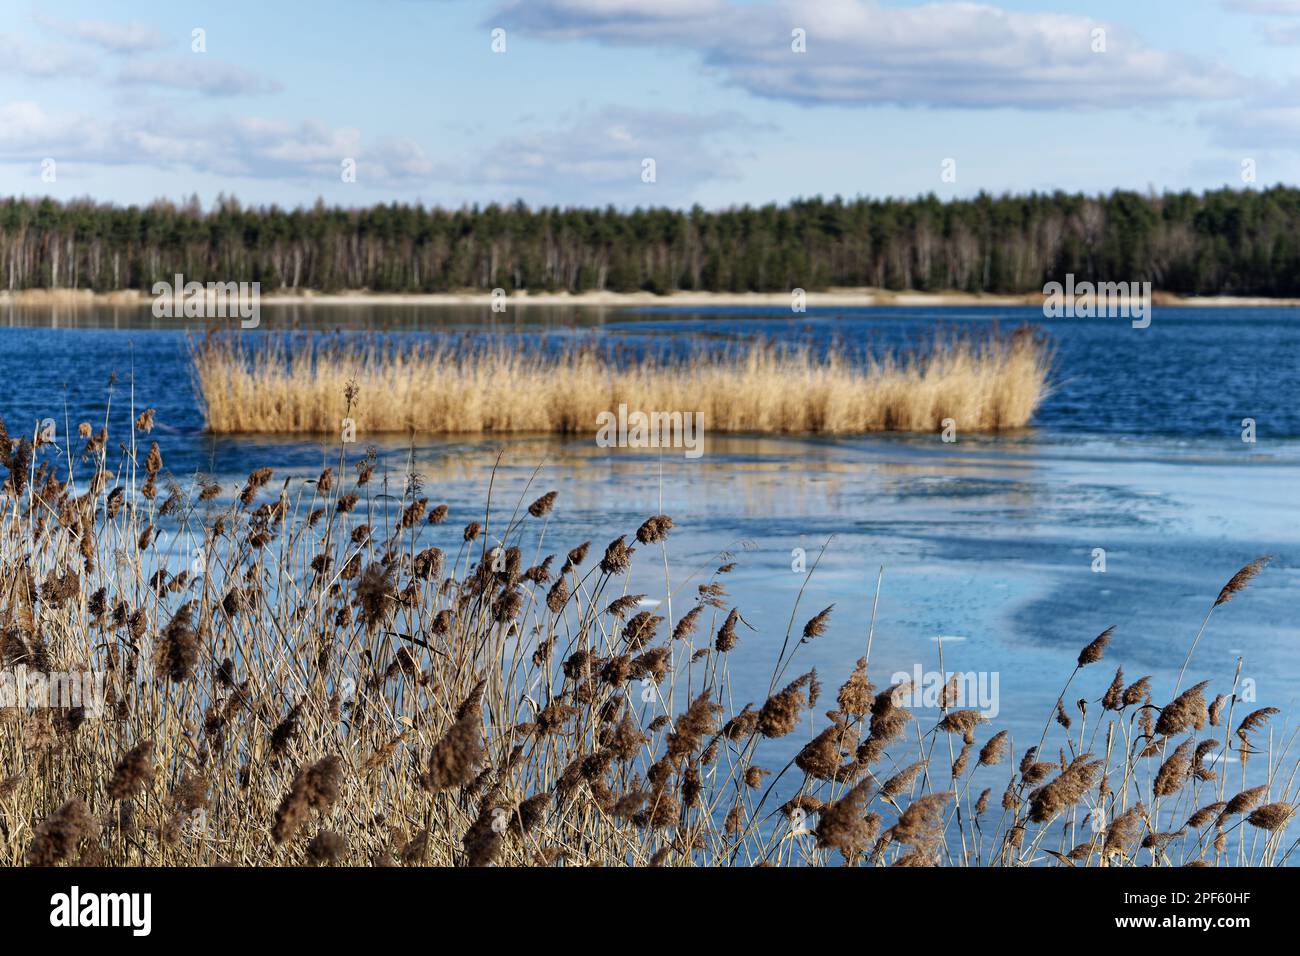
xmin=3 ymin=301 xmax=1296 ymax=860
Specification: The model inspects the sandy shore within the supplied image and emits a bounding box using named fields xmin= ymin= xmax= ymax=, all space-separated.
xmin=4 ymin=286 xmax=1300 ymax=308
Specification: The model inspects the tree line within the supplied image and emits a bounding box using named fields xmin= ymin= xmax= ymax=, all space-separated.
xmin=4 ymin=187 xmax=1300 ymax=296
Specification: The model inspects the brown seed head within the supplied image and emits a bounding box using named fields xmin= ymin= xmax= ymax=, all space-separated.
xmin=27 ymin=797 xmax=97 ymax=866
xmin=1215 ymin=556 xmax=1271 ymax=607
xmin=425 ymin=680 xmax=486 ymax=792
xmin=1078 ymin=626 xmax=1114 ymax=667
xmin=528 ymin=491 xmax=559 ymax=517
xmin=634 ymin=514 xmax=673 ymax=544
xmin=107 ymin=740 xmax=155 ymax=800
xmin=1246 ymin=802 xmax=1294 ymax=831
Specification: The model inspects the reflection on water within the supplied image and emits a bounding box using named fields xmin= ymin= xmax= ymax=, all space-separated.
xmin=2 ymin=301 xmax=624 ymax=332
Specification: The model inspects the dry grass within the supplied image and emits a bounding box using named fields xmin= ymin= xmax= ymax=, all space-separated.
xmin=191 ymin=327 xmax=1050 ymax=435
xmin=0 ymin=387 xmax=1295 ymax=868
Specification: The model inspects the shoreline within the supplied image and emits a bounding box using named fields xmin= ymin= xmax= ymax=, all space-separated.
xmin=5 ymin=287 xmax=1300 ymax=308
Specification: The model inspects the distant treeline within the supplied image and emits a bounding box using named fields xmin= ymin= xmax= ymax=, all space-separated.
xmin=4 ymin=188 xmax=1300 ymax=296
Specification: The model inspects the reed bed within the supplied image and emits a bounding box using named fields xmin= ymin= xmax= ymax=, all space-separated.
xmin=0 ymin=388 xmax=1295 ymax=868
xmin=191 ymin=328 xmax=1050 ymax=435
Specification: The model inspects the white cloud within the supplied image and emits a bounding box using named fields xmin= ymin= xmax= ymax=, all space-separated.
xmin=1220 ymin=0 xmax=1300 ymax=41
xmin=448 ymin=107 xmax=758 ymax=203
xmin=1200 ymin=76 xmax=1300 ymax=149
xmin=0 ymin=99 xmax=433 ymax=187
xmin=0 ymin=101 xmax=86 ymax=151
xmin=492 ymin=0 xmax=1246 ymax=109
xmin=35 ymin=16 xmax=167 ymax=53
xmin=1221 ymin=0 xmax=1300 ymax=13
xmin=368 ymin=138 xmax=437 ymax=180
xmin=1261 ymin=20 xmax=1300 ymax=41
xmin=0 ymin=33 xmax=93 ymax=78
xmin=116 ymin=57 xmax=282 ymax=97
xmin=1203 ymin=102 xmax=1300 ymax=148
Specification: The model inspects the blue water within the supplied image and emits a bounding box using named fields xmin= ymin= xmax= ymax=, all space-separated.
xmin=625 ymin=305 xmax=1300 ymax=440
xmin=3 ymin=302 xmax=1296 ymax=863
xmin=5 ymin=304 xmax=1299 ymax=452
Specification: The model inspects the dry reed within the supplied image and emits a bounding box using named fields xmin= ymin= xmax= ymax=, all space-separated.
xmin=190 ymin=328 xmax=1050 ymax=435
xmin=0 ymin=380 xmax=1294 ymax=869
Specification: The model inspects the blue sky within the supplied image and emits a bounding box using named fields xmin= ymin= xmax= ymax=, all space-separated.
xmin=2 ymin=0 xmax=1299 ymax=209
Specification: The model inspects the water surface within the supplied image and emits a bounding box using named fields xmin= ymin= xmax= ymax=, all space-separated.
xmin=3 ymin=302 xmax=1295 ymax=861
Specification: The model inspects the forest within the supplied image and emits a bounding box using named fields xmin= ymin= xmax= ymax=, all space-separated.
xmin=3 ymin=187 xmax=1299 ymax=296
